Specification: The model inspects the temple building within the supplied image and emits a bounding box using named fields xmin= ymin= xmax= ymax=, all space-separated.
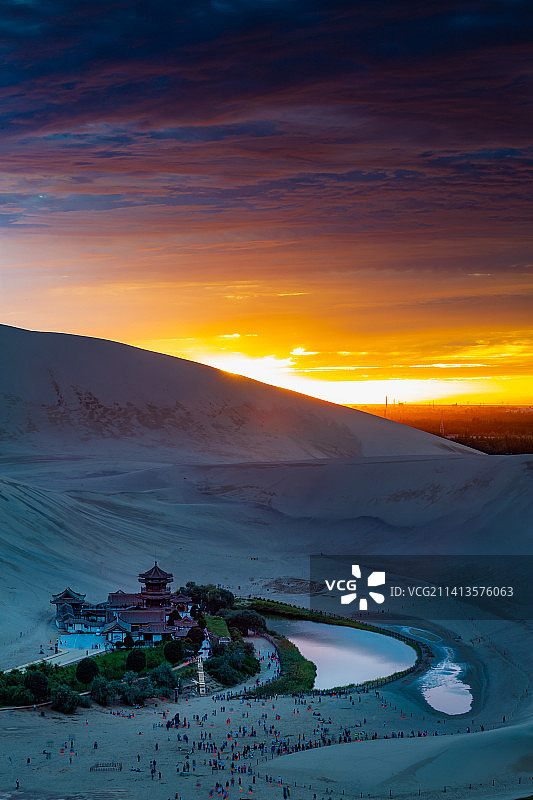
xmin=51 ymin=563 xmax=196 ymax=645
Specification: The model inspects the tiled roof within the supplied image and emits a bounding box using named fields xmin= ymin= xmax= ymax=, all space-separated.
xmin=107 ymin=592 xmax=142 ymax=607
xmin=119 ymin=609 xmax=167 ymax=623
xmin=51 ymin=587 xmax=86 ymax=603
xmin=102 ymin=618 xmax=132 ymax=633
xmin=172 ymin=593 xmax=192 ymax=604
xmin=171 ymin=630 xmax=190 ymax=639
xmin=138 ymin=562 xmax=173 ymax=581
xmin=139 ymin=623 xmax=174 ymax=634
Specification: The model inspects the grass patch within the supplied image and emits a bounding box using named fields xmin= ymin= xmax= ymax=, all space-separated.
xmin=205 ymin=615 xmax=230 ymax=638
xmin=252 ymin=633 xmax=316 ymax=696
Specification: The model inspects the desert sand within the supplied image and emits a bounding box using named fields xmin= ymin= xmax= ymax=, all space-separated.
xmin=1 ymin=630 xmax=532 ymax=800
xmin=1 ymin=326 xmax=532 ymax=798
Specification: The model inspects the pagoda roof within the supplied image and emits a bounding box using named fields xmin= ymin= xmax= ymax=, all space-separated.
xmin=140 ymin=622 xmax=174 ymax=634
xmin=102 ymin=617 xmax=131 ymax=634
xmin=172 ymin=593 xmax=192 ymax=604
xmin=51 ymin=587 xmax=86 ymax=604
xmin=174 ymin=615 xmax=196 ymax=628
xmin=119 ymin=609 xmax=166 ymax=624
xmin=108 ymin=591 xmax=142 ymax=607
xmin=138 ymin=562 xmax=173 ymax=582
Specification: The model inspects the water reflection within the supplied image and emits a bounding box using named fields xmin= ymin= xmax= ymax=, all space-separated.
xmin=419 ymin=648 xmax=473 ymax=714
xmin=267 ymin=618 xmax=416 ymax=690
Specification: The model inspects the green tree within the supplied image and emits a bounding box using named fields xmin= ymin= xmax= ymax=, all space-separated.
xmin=228 ymin=626 xmax=243 ymax=642
xmin=168 ymin=610 xmax=181 ymax=626
xmin=118 ymin=672 xmax=154 ymax=705
xmin=149 ymin=663 xmax=175 ymax=693
xmin=90 ymin=675 xmax=117 ymax=706
xmin=0 ymin=685 xmax=33 ymax=706
xmin=204 ymin=642 xmax=260 ymax=687
xmin=181 ymin=582 xmax=211 ymax=609
xmin=222 ymin=610 xmax=266 ymax=635
xmin=164 ymin=638 xmax=184 ymax=665
xmin=126 ymin=649 xmax=146 ymax=673
xmin=51 ymin=684 xmax=79 ymax=713
xmin=24 ymin=670 xmax=49 ymax=702
xmin=215 ymin=661 xmax=241 ymax=686
xmin=123 ymin=633 xmax=135 ymax=649
xmin=76 ymin=657 xmax=100 ymax=687
xmin=206 ymin=588 xmax=235 ymax=614
xmin=184 ymin=626 xmax=204 ymax=653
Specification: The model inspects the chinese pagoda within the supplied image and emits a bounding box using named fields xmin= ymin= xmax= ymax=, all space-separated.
xmin=51 ymin=562 xmax=195 ymax=646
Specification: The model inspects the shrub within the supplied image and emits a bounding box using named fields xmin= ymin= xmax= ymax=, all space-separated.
xmin=206 ymin=588 xmax=235 ymax=614
xmin=205 ymin=642 xmax=260 ymax=687
xmin=24 ymin=670 xmax=49 ymax=702
xmin=0 ymin=685 xmax=33 ymax=706
xmin=150 ymin=663 xmax=175 ymax=693
xmin=126 ymin=649 xmax=146 ymax=673
xmin=214 ymin=662 xmax=242 ymax=686
xmin=187 ymin=626 xmax=205 ymax=645
xmin=123 ymin=633 xmax=135 ymax=649
xmin=164 ymin=638 xmax=184 ymax=665
xmin=76 ymin=658 xmax=99 ymax=687
xmin=118 ymin=672 xmax=154 ymax=706
xmin=221 ymin=610 xmax=266 ymax=635
xmin=179 ymin=584 xmax=235 ymax=614
xmin=90 ymin=675 xmax=116 ymax=706
xmin=210 ymin=641 xmax=225 ymax=657
xmin=184 ymin=626 xmax=204 ymax=654
xmin=228 ymin=626 xmax=243 ymax=642
xmin=168 ymin=610 xmax=180 ymax=625
xmin=51 ymin=684 xmax=80 ymax=713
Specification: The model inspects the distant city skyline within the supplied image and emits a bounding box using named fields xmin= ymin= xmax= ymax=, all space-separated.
xmin=2 ymin=1 xmax=532 ymax=404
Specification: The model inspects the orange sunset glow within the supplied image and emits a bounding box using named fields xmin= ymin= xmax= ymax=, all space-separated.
xmin=1 ymin=2 xmax=532 ymax=405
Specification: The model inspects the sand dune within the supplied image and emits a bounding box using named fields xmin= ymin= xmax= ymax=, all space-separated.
xmin=275 ymin=718 xmax=533 ymax=795
xmin=1 ymin=325 xmax=532 ymax=798
xmin=0 ymin=324 xmax=473 ymax=461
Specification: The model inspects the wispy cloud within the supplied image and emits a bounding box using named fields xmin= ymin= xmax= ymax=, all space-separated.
xmin=1 ymin=0 xmax=533 ymax=401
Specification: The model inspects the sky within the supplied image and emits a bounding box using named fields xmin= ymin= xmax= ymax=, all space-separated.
xmin=1 ymin=0 xmax=533 ymax=404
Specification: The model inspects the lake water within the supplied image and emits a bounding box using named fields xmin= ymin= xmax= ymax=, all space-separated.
xmin=266 ymin=618 xmax=416 ymax=690
xmin=419 ymin=648 xmax=473 ymax=715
